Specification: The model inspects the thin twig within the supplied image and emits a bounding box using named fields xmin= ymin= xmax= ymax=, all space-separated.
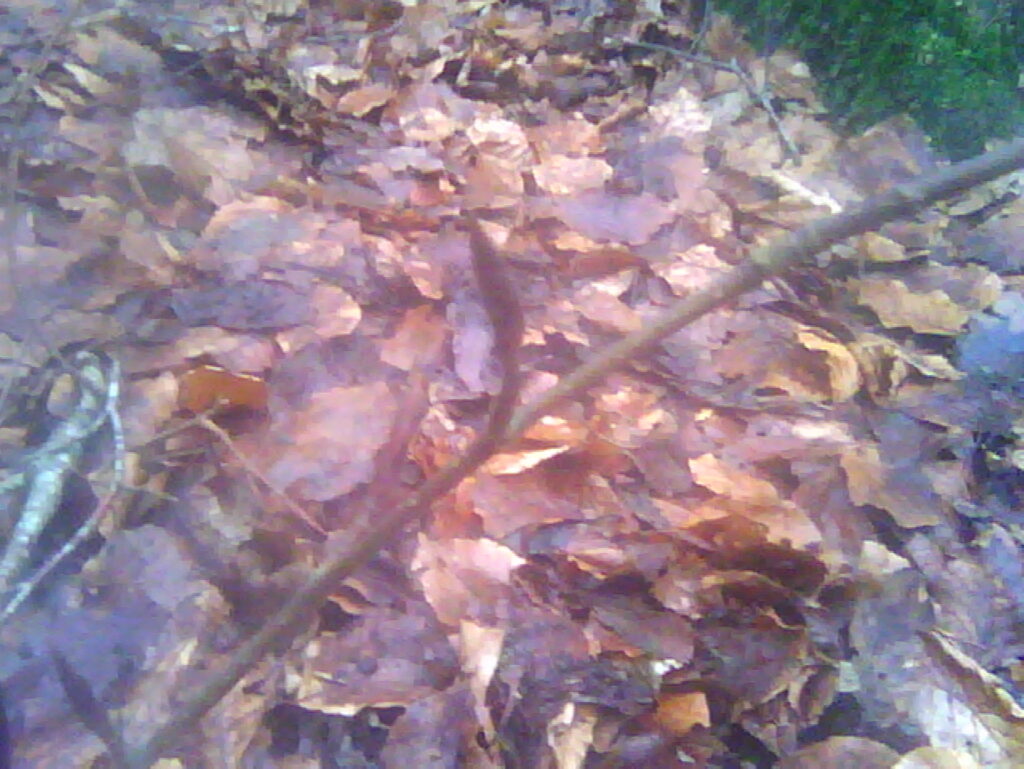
xmin=197 ymin=415 xmax=328 ymax=537
xmin=126 ymin=139 xmax=1024 ymax=767
xmin=0 ymin=358 xmax=125 ymax=624
xmin=0 ymin=353 xmax=115 ymax=595
xmin=505 ymin=138 xmax=1024 ymax=441
xmin=125 ymin=218 xmax=526 ymax=767
xmin=629 ymin=39 xmax=801 ymax=163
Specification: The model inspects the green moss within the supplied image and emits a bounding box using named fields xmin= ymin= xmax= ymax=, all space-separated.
xmin=712 ymin=0 xmax=1023 ymax=159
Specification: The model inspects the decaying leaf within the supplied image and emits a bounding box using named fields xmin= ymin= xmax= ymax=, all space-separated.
xmin=5 ymin=1 xmax=1024 ymax=766
xmin=265 ymin=382 xmax=398 ymax=501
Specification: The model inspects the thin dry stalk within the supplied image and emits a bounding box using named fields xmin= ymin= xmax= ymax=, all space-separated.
xmin=127 ymin=138 xmax=1024 ymax=767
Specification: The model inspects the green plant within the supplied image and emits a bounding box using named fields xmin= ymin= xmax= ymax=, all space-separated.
xmin=713 ymin=0 xmax=1024 ymax=159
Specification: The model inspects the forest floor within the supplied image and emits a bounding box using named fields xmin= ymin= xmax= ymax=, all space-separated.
xmin=2 ymin=1 xmax=1024 ymax=767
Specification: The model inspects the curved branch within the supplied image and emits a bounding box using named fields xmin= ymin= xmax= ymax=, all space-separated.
xmin=128 ymin=137 xmax=1024 ymax=767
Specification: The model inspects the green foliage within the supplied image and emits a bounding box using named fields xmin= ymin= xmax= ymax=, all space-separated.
xmin=712 ymin=0 xmax=1024 ymax=159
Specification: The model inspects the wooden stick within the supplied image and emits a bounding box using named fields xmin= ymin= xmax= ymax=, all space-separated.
xmin=127 ymin=137 xmax=1024 ymax=768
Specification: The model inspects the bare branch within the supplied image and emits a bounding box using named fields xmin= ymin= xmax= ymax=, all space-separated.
xmin=125 ymin=216 xmax=526 ymax=767
xmin=466 ymin=216 xmax=524 ymax=442
xmin=504 ymin=137 xmax=1024 ymax=442
xmin=127 ymin=137 xmax=1024 ymax=767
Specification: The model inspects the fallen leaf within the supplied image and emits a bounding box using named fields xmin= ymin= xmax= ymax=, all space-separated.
xmin=265 ymin=381 xmax=397 ymax=501
xmin=689 ymin=453 xmax=782 ymax=508
xmin=554 ymin=191 xmax=676 ymax=245
xmin=171 ymin=281 xmax=313 ymax=330
xmin=654 ymin=691 xmax=711 ymax=736
xmin=483 ymin=446 xmax=572 ymax=475
xmin=778 ymin=736 xmax=899 ymax=769
xmin=862 ymin=280 xmax=964 ymax=333
xmin=840 ymin=443 xmax=945 ymax=528
xmin=380 ymin=305 xmax=448 ymax=370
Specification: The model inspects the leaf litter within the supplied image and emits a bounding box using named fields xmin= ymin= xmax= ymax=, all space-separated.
xmin=1 ymin=1 xmax=1024 ymax=767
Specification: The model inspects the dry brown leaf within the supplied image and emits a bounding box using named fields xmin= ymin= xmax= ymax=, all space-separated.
xmin=4 ymin=525 xmax=237 ymax=767
xmin=541 ymin=226 xmax=643 ymax=278
xmin=458 ymin=620 xmax=505 ymax=741
xmin=120 ymin=372 xmax=180 ymax=448
xmin=392 ymin=83 xmax=468 ymax=143
xmin=336 ymin=83 xmax=394 ymax=116
xmin=592 ymin=379 xmax=673 ymax=448
xmin=522 ymin=415 xmax=590 ymax=446
xmin=547 ymin=703 xmax=598 ymax=769
xmin=920 ymin=631 xmax=1024 ymax=722
xmin=118 ymin=216 xmax=181 ymax=284
xmin=654 ymin=691 xmax=711 ymax=736
xmin=648 ymin=85 xmax=712 ymax=146
xmin=380 ymin=688 xmax=482 ymax=769
xmin=859 ymin=231 xmax=911 ymax=263
xmin=413 ymin=536 xmax=525 ymax=627
xmin=59 ymin=194 xmax=126 ymax=239
xmin=461 ymin=112 xmax=531 ymax=206
xmin=295 ymin=604 xmax=456 ymax=716
xmin=698 ymin=609 xmax=809 ymax=709
xmin=651 ymin=495 xmax=724 ymax=536
xmin=653 ymin=243 xmax=731 ymax=296
xmin=689 ymin=453 xmax=782 ymax=508
xmin=308 ymin=284 xmax=362 ymax=339
xmin=851 ymin=333 xmax=913 ymax=398
xmin=123 ymin=107 xmax=266 ymax=205
xmin=853 ymin=264 xmax=1000 ymax=336
xmin=714 ymin=315 xmax=843 ymax=403
xmin=553 ymin=191 xmax=676 ymax=245
xmin=573 ymin=284 xmax=642 ymax=334
xmin=840 ymin=443 xmax=944 ymax=528
xmin=590 ymin=598 xmax=695 ymax=662
xmin=702 ymin=13 xmax=757 ymax=69
xmin=11 ymin=1 xmax=1022 ymax=764
xmin=526 ymin=116 xmax=604 ymax=156
xmin=960 ymin=196 xmax=1024 ymax=271
xmin=690 ymin=497 xmax=823 ymax=551
xmin=470 ymin=471 xmax=591 ymax=539
xmin=483 ymin=446 xmax=572 ymax=475
xmin=778 ymin=736 xmax=900 ymax=769
xmin=729 ymin=414 xmax=855 ymax=463
xmin=894 ymin=747 xmax=981 ymax=769
xmin=795 ymin=327 xmax=861 ymax=401
xmin=167 ymin=327 xmax=276 ymax=373
xmin=854 ymin=277 xmax=970 ymax=335
xmin=178 ymin=365 xmax=268 ymax=413
xmin=761 ymin=50 xmax=827 ymax=112
xmin=839 ymin=116 xmax=935 ymax=194
xmin=265 ymin=381 xmax=397 ymax=502
xmin=171 ymin=281 xmax=313 ymax=331
xmin=380 ymin=305 xmax=449 ymax=371
xmin=532 ymin=154 xmax=613 ymax=195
